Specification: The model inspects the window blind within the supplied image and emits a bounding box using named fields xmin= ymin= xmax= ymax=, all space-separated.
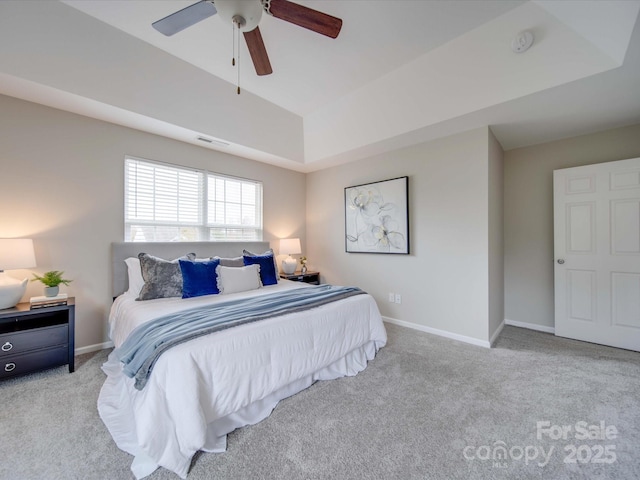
xmin=125 ymin=157 xmax=263 ymax=242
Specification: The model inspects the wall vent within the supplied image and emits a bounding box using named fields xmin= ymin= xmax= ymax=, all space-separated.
xmin=196 ymin=136 xmax=230 ymax=147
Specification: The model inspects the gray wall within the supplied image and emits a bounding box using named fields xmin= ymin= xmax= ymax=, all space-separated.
xmin=0 ymin=1 xmax=304 ymax=162
xmin=0 ymin=95 xmax=306 ymax=350
xmin=504 ymin=123 xmax=640 ymax=329
xmin=306 ymin=127 xmax=503 ymax=344
xmin=8 ymin=87 xmax=637 ymax=349
xmin=488 ymin=129 xmax=504 ymax=340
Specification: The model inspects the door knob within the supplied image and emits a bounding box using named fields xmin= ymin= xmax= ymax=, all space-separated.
xmin=557 ymin=259 xmax=565 ymax=264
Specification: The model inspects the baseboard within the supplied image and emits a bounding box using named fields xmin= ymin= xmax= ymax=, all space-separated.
xmin=75 ymin=341 xmax=114 ymax=356
xmin=489 ymin=320 xmax=505 ymax=347
xmin=383 ymin=316 xmax=491 ymax=348
xmin=504 ymin=318 xmax=555 ymax=334
xmin=79 ymin=321 xmax=539 ymax=356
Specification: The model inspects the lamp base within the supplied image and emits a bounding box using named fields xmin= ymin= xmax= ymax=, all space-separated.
xmin=281 ymin=256 xmax=297 ymax=275
xmin=0 ymin=274 xmax=28 ymax=309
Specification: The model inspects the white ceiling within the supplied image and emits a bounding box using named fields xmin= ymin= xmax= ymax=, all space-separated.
xmin=61 ymin=0 xmax=526 ymax=116
xmin=1 ymin=0 xmax=639 ymax=172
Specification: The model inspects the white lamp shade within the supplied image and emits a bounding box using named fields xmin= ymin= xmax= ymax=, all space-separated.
xmin=279 ymin=238 xmax=301 ymax=255
xmin=0 ymin=239 xmax=36 ymax=271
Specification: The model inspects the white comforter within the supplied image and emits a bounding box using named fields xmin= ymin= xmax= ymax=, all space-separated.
xmin=98 ymin=281 xmax=387 ymax=479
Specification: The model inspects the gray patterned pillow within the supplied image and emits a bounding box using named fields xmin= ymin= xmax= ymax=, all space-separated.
xmin=212 ymin=256 xmax=245 ymax=267
xmin=137 ymin=253 xmax=195 ymax=301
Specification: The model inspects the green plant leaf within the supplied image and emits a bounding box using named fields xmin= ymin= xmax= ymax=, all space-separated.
xmin=31 ymin=270 xmax=72 ymax=287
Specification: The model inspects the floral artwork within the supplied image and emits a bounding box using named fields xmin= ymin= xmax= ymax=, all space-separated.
xmin=345 ymin=176 xmax=409 ymax=254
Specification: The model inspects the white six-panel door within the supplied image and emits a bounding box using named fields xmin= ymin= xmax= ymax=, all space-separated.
xmin=554 ymin=157 xmax=640 ymax=352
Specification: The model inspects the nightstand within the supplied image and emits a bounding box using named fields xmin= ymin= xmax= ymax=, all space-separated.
xmin=0 ymin=298 xmax=75 ymax=380
xmin=280 ymin=271 xmax=320 ymax=285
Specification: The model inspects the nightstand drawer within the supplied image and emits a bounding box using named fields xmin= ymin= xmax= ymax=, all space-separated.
xmin=0 ymin=346 xmax=68 ymax=379
xmin=280 ymin=271 xmax=320 ymax=285
xmin=0 ymin=299 xmax=75 ymax=378
xmin=0 ymin=324 xmax=68 ymax=358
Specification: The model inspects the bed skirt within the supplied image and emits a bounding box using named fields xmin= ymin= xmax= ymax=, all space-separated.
xmin=98 ymin=339 xmax=380 ymax=479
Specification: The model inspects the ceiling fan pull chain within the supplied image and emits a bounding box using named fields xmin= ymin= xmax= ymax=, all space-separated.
xmin=232 ymin=23 xmax=236 ymax=67
xmin=237 ymin=21 xmax=241 ymax=95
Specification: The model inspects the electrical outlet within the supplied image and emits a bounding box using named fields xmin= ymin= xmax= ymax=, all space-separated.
xmin=395 ymin=293 xmax=402 ymax=304
xmin=388 ymin=292 xmax=395 ymax=302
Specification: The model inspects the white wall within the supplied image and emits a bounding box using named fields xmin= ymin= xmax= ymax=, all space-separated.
xmin=488 ymin=129 xmax=504 ymax=341
xmin=4 ymin=86 xmax=638 ymax=350
xmin=306 ymin=127 xmax=502 ymax=344
xmin=504 ymin=123 xmax=640 ymax=329
xmin=0 ymin=1 xmax=304 ymax=163
xmin=0 ymin=95 xmax=306 ymax=350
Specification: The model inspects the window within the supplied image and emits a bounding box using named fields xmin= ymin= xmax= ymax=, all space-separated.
xmin=125 ymin=157 xmax=263 ymax=242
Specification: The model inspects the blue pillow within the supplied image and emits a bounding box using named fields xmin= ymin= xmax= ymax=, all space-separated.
xmin=179 ymin=258 xmax=220 ymax=298
xmin=243 ymin=253 xmax=278 ymax=286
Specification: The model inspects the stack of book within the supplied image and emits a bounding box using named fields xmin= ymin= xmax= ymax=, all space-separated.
xmin=30 ymin=293 xmax=68 ymax=309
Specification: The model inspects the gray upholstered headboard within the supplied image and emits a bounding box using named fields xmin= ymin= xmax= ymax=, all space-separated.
xmin=112 ymin=241 xmax=271 ymax=297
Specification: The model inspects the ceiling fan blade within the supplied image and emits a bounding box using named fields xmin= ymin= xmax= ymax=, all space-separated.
xmin=152 ymin=1 xmax=217 ymax=36
xmin=267 ymin=0 xmax=342 ymax=39
xmin=243 ymin=27 xmax=273 ymax=76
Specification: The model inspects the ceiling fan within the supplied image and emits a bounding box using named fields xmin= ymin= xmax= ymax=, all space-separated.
xmin=152 ymin=0 xmax=343 ymax=76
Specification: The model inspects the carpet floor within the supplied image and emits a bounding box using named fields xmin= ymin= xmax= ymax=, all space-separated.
xmin=0 ymin=323 xmax=638 ymax=480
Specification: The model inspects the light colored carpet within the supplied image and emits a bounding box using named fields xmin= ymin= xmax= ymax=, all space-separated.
xmin=0 ymin=323 xmax=638 ymax=480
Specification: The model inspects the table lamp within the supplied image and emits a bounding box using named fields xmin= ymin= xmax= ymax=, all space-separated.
xmin=279 ymin=238 xmax=301 ymax=275
xmin=0 ymin=239 xmax=37 ymax=309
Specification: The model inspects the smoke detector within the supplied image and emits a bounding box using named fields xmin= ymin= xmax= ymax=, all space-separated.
xmin=511 ymin=30 xmax=534 ymax=53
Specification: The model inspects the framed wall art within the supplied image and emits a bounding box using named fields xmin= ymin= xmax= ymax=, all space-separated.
xmin=344 ymin=176 xmax=409 ymax=254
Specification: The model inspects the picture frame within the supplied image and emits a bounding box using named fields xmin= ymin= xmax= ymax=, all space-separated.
xmin=344 ymin=176 xmax=409 ymax=254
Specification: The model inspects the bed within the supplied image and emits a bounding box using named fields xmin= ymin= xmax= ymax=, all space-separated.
xmin=98 ymin=241 xmax=387 ymax=479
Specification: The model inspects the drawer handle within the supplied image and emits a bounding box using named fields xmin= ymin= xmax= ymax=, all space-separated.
xmin=1 ymin=342 xmax=13 ymax=352
xmin=4 ymin=363 xmax=16 ymax=372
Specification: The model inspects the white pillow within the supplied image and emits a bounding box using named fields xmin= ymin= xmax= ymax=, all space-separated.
xmin=216 ymin=264 xmax=261 ymax=294
xmin=124 ymin=257 xmax=145 ymax=296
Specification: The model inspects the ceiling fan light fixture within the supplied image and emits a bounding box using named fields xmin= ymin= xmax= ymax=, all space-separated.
xmin=215 ymin=0 xmax=263 ymax=32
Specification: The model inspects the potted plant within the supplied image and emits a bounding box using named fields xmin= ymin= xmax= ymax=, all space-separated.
xmin=31 ymin=270 xmax=72 ymax=297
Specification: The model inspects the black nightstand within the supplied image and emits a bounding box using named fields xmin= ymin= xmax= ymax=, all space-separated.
xmin=280 ymin=271 xmax=320 ymax=285
xmin=0 ymin=298 xmax=75 ymax=380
